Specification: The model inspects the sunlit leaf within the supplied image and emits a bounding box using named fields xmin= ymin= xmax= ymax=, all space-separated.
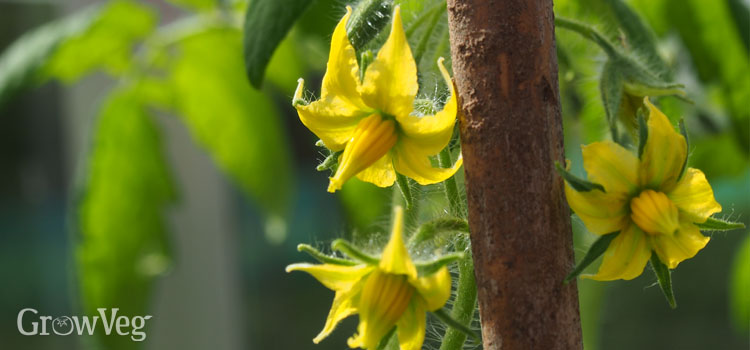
xmin=171 ymin=28 xmax=293 ymax=216
xmin=77 ymin=87 xmax=175 ymax=349
xmin=42 ymin=0 xmax=157 ymax=82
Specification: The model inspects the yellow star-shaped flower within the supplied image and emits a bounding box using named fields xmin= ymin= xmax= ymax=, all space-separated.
xmin=293 ymin=6 xmax=462 ymax=193
xmin=564 ymin=98 xmax=722 ymax=280
xmin=286 ymin=206 xmax=452 ymax=349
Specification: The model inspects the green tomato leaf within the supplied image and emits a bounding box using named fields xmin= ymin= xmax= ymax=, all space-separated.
xmin=602 ymin=0 xmax=670 ymax=78
xmin=42 ymin=0 xmax=157 ymax=81
xmin=415 ymin=252 xmax=464 ymax=276
xmin=600 ymin=60 xmax=623 ymax=140
xmin=0 ymin=4 xmax=101 ymax=108
xmin=346 ymin=0 xmax=393 ymax=51
xmin=77 ymin=87 xmax=175 ymax=348
xmin=243 ymin=0 xmax=313 ymax=88
xmin=297 ymin=244 xmax=357 ymax=266
xmin=170 ymin=28 xmax=293 ymax=217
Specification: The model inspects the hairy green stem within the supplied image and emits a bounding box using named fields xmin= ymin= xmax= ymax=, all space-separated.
xmin=554 ymin=16 xmax=619 ymax=58
xmin=437 ymin=146 xmax=476 ymax=350
xmin=392 ymin=178 xmax=419 ymax=233
xmin=440 ymin=239 xmax=477 ymax=350
xmin=438 ymin=148 xmax=462 ymax=217
xmin=433 ymin=308 xmax=480 ymax=341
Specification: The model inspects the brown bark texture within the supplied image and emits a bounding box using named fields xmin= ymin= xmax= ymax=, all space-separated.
xmin=446 ymin=0 xmax=583 ymax=349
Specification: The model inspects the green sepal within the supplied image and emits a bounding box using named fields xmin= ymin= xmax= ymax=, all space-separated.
xmin=431 ymin=308 xmax=481 ymax=342
xmin=409 ymin=217 xmax=469 ymax=247
xmin=637 ymin=111 xmax=648 ymax=159
xmin=677 ymin=119 xmax=689 ymax=180
xmin=346 ymin=0 xmax=393 ymax=51
xmin=622 ymin=80 xmax=686 ymax=98
xmin=696 ymin=217 xmax=746 ymax=231
xmin=396 ymin=173 xmax=414 ymax=210
xmin=292 ymin=95 xmax=308 ymax=107
xmin=415 ymin=252 xmax=464 ymax=276
xmin=555 ymin=161 xmax=606 ymax=193
xmin=603 ymin=0 xmax=671 ymax=78
xmin=650 ymin=254 xmax=677 ymax=308
xmin=376 ymin=327 xmax=398 ymax=350
xmin=564 ymin=231 xmax=618 ymax=283
xmin=359 ymin=50 xmax=374 ymax=81
xmin=316 ymin=151 xmax=341 ymax=172
xmin=297 ymin=244 xmax=356 ymax=266
xmin=331 ymin=239 xmax=379 ymax=265
xmin=600 ymin=60 xmax=624 ymax=142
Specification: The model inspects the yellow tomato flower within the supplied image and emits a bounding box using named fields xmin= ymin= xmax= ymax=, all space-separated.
xmin=286 ymin=206 xmax=452 ymax=349
xmin=564 ymin=98 xmax=722 ymax=281
xmin=293 ymin=6 xmax=462 ymax=193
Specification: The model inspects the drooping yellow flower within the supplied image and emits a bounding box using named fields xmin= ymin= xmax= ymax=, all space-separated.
xmin=286 ymin=206 xmax=452 ymax=349
xmin=564 ymin=98 xmax=722 ymax=281
xmin=293 ymin=6 xmax=462 ymax=193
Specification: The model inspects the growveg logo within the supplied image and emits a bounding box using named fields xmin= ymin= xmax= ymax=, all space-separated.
xmin=17 ymin=308 xmax=152 ymax=341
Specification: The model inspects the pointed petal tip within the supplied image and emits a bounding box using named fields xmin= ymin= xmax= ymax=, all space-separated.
xmin=327 ymin=180 xmax=340 ymax=193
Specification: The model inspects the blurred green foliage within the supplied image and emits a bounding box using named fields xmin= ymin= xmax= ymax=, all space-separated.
xmin=77 ymin=87 xmax=175 ymax=349
xmin=170 ymin=28 xmax=292 ymax=215
xmin=0 ymin=3 xmax=99 ymax=107
xmin=1 ymin=1 xmax=295 ymax=348
xmin=42 ymin=0 xmax=156 ymax=81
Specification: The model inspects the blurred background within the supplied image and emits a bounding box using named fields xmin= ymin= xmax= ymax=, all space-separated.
xmin=0 ymin=0 xmax=747 ymax=349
